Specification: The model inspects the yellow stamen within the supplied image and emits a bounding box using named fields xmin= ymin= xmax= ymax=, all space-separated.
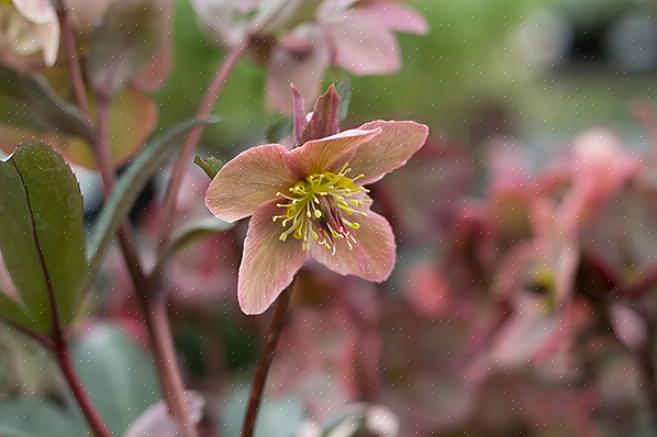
xmin=273 ymin=164 xmax=369 ymax=253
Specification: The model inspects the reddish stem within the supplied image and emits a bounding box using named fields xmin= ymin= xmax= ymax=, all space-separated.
xmin=94 ymin=96 xmax=196 ymax=437
xmin=241 ymin=284 xmax=294 ymax=437
xmin=57 ymin=3 xmax=193 ymax=434
xmin=56 ymin=1 xmax=91 ymax=117
xmin=158 ymin=40 xmax=249 ymax=250
xmin=54 ymin=338 xmax=112 ymax=437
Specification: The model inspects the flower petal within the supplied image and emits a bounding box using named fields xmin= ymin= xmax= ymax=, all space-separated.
xmin=13 ymin=0 xmax=57 ymax=24
xmin=337 ymin=120 xmax=428 ymax=184
xmin=36 ymin=21 xmax=60 ymax=67
xmin=205 ymin=144 xmax=298 ymax=223
xmin=325 ymin=11 xmax=400 ymax=75
xmin=238 ymin=201 xmax=309 ymax=314
xmin=358 ymin=0 xmax=429 ymax=35
xmin=290 ymin=127 xmax=381 ymax=176
xmin=310 ymin=210 xmax=396 ymax=282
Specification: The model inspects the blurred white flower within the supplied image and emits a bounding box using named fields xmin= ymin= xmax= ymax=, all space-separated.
xmin=0 ymin=0 xmax=60 ymax=67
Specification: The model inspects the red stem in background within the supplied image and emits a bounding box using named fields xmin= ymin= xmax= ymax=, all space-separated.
xmin=158 ymin=40 xmax=249 ymax=250
xmin=241 ymin=284 xmax=294 ymax=437
xmin=15 ymin=145 xmax=112 ymax=436
xmin=638 ymin=333 xmax=657 ymax=429
xmin=55 ymin=338 xmax=112 ymax=437
xmin=56 ymin=1 xmax=91 ymax=117
xmin=93 ymin=96 xmax=196 ymax=437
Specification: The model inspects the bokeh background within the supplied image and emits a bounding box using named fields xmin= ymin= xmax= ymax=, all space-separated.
xmin=4 ymin=0 xmax=657 ymax=436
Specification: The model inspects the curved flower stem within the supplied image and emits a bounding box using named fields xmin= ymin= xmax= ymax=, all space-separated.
xmin=56 ymin=2 xmax=195 ymax=434
xmin=158 ymin=39 xmax=250 ymax=250
xmin=56 ymin=0 xmax=91 ymax=117
xmin=638 ymin=341 xmax=657 ymax=428
xmin=93 ymin=96 xmax=196 ymax=437
xmin=241 ymin=283 xmax=295 ymax=437
xmin=54 ymin=337 xmax=113 ymax=437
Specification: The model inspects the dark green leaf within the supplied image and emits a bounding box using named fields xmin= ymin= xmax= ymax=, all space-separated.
xmin=0 ymin=65 xmax=93 ymax=140
xmin=154 ymin=217 xmax=233 ymax=276
xmin=87 ymin=0 xmax=169 ymax=97
xmin=0 ymin=141 xmax=86 ymax=333
xmin=194 ymin=155 xmax=223 ymax=180
xmin=86 ymin=117 xmax=220 ymax=285
xmin=71 ymin=323 xmax=160 ymax=436
xmin=336 ymin=77 xmax=352 ymax=121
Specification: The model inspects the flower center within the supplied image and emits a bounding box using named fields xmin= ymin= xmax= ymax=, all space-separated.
xmin=273 ymin=163 xmax=370 ymax=254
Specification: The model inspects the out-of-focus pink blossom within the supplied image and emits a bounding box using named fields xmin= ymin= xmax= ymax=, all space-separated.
xmin=191 ymin=0 xmax=427 ymax=112
xmin=266 ymin=0 xmax=428 ymax=112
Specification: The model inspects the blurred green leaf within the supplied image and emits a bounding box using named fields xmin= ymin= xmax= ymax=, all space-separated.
xmin=86 ymin=116 xmax=220 ymax=286
xmin=265 ymin=116 xmax=293 ymax=143
xmin=0 ymin=65 xmax=93 ymax=140
xmin=87 ymin=0 xmax=169 ymax=97
xmin=0 ymin=398 xmax=85 ymax=437
xmin=71 ymin=323 xmax=160 ymax=436
xmin=220 ymin=388 xmax=304 ymax=437
xmin=154 ymin=216 xmax=233 ymax=276
xmin=0 ymin=141 xmax=86 ymax=333
xmin=194 ymin=155 xmax=223 ymax=180
xmin=336 ymin=78 xmax=351 ymax=121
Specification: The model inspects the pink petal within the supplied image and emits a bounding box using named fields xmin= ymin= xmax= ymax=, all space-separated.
xmin=205 ymin=144 xmax=298 ymax=223
xmin=36 ymin=21 xmax=60 ymax=67
xmin=124 ymin=391 xmax=204 ymax=437
xmin=290 ymin=128 xmax=381 ymax=176
xmin=358 ymin=0 xmax=429 ymax=35
xmin=337 ymin=120 xmax=428 ymax=184
xmin=325 ymin=11 xmax=400 ymax=75
xmin=310 ymin=210 xmax=396 ymax=282
xmin=238 ymin=201 xmax=309 ymax=314
xmin=266 ymin=26 xmax=330 ymax=114
xmin=13 ymin=0 xmax=56 ymax=24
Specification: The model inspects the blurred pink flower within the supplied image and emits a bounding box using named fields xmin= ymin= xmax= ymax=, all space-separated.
xmin=205 ymin=119 xmax=428 ymax=314
xmin=0 ymin=0 xmax=59 ymax=68
xmin=266 ymin=0 xmax=428 ymax=112
xmin=191 ymin=0 xmax=427 ymax=112
xmin=486 ymin=197 xmax=579 ymax=367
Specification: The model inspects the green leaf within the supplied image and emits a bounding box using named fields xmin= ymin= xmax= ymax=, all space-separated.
xmin=86 ymin=117 xmax=220 ymax=286
xmin=71 ymin=323 xmax=160 ymax=436
xmin=154 ymin=216 xmax=233 ymax=276
xmin=0 ymin=141 xmax=86 ymax=333
xmin=194 ymin=155 xmax=223 ymax=180
xmin=87 ymin=0 xmax=170 ymax=97
xmin=0 ymin=65 xmax=93 ymax=140
xmin=336 ymin=77 xmax=352 ymax=121
xmin=0 ymin=398 xmax=85 ymax=437
xmin=220 ymin=388 xmax=304 ymax=437
xmin=0 ymin=291 xmax=32 ymax=329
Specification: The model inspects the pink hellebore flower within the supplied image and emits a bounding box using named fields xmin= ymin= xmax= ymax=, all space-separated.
xmin=0 ymin=0 xmax=60 ymax=67
xmin=205 ymin=120 xmax=428 ymax=314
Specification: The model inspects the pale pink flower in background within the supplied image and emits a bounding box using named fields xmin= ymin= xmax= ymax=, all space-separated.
xmin=205 ymin=119 xmax=428 ymax=314
xmin=190 ymin=0 xmax=428 ymax=112
xmin=0 ymin=0 xmax=60 ymax=68
xmin=266 ymin=0 xmax=428 ymax=112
